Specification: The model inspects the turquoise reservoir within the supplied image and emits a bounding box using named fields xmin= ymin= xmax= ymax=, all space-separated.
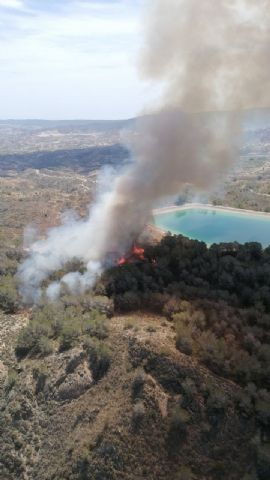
xmin=154 ymin=208 xmax=270 ymax=247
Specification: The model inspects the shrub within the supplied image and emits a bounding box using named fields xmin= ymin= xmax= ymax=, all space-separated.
xmin=173 ymin=311 xmax=191 ymax=327
xmin=181 ymin=378 xmax=197 ymax=407
xmin=82 ymin=310 xmax=108 ymax=339
xmin=32 ymin=320 xmax=53 ymax=339
xmin=115 ymin=291 xmax=141 ymax=312
xmin=59 ymin=322 xmax=81 ymax=351
xmin=0 ymin=274 xmax=19 ymax=313
xmin=170 ymin=405 xmax=190 ymax=436
xmin=32 ymin=365 xmax=48 ymax=394
xmin=174 ymin=466 xmax=196 ymax=480
xmin=16 ymin=325 xmax=36 ymax=357
xmin=85 ymin=339 xmax=111 ymax=381
xmin=37 ymin=336 xmax=54 ymax=356
xmin=191 ymin=309 xmax=206 ymax=330
xmin=62 ymin=293 xmax=114 ymax=317
xmin=255 ymin=394 xmax=270 ymax=427
xmin=16 ymin=320 xmax=53 ymax=357
xmin=236 ymin=390 xmax=254 ymax=417
xmin=5 ymin=368 xmax=18 ymax=391
xmin=16 ymin=301 xmax=111 ymax=358
xmin=143 ymin=292 xmax=167 ymax=313
xmin=197 ymin=332 xmax=231 ymax=376
xmin=258 ymin=344 xmax=270 ymax=363
xmin=176 ymin=336 xmax=193 ymax=355
xmin=233 ymin=353 xmax=262 ymax=386
xmin=163 ymin=297 xmax=184 ymax=318
xmin=0 ymin=252 xmax=19 ymax=276
xmin=206 ymin=390 xmax=228 ymax=420
xmin=243 ymin=333 xmax=261 ymax=354
xmin=31 ymin=303 xmax=65 ymax=338
xmin=132 ymin=370 xmax=146 ymax=399
xmin=86 ymin=295 xmax=114 ymax=317
xmin=256 ymin=444 xmax=270 ymax=480
xmin=174 ymin=312 xmax=194 ymax=355
xmin=132 ymin=401 xmax=145 ymax=428
xmin=123 ymin=318 xmax=136 ymax=330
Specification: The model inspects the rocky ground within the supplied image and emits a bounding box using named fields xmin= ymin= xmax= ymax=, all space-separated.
xmin=0 ymin=312 xmax=258 ymax=480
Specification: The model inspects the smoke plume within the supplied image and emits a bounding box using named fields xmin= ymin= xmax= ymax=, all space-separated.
xmin=18 ymin=0 xmax=270 ymax=302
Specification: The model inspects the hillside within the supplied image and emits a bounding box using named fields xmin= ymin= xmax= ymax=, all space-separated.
xmin=0 ymin=235 xmax=269 ymax=480
xmin=0 ymin=310 xmax=264 ymax=480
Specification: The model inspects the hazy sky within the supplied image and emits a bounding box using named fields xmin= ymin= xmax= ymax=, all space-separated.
xmin=0 ymin=0 xmax=155 ymax=119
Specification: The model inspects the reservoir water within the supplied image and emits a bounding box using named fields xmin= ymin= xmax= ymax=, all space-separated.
xmin=154 ymin=207 xmax=270 ymax=247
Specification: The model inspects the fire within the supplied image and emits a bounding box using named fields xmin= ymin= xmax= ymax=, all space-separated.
xmin=117 ymin=256 xmax=127 ymax=266
xmin=132 ymin=245 xmax=145 ymax=260
xmin=117 ymin=244 xmax=145 ymax=266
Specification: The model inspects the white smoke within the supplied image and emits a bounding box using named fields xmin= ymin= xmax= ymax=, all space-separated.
xmin=18 ymin=170 xmax=125 ymax=302
xmin=18 ymin=0 xmax=270 ymax=303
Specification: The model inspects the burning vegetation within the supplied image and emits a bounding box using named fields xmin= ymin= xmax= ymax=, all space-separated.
xmin=117 ymin=244 xmax=146 ymax=266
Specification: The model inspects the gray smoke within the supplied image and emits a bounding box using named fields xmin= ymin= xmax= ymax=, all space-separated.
xmin=141 ymin=0 xmax=270 ymax=111
xmin=18 ymin=0 xmax=270 ymax=302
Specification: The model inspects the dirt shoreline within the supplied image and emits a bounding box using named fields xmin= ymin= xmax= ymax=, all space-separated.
xmin=153 ymin=203 xmax=270 ymax=218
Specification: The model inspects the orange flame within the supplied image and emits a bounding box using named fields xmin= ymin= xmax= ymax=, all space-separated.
xmin=132 ymin=245 xmax=145 ymax=260
xmin=117 ymin=244 xmax=145 ymax=266
xmin=117 ymin=256 xmax=127 ymax=266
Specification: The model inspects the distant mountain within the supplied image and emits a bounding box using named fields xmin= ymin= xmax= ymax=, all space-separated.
xmin=0 ymin=118 xmax=136 ymax=133
xmin=1 ymin=108 xmax=269 ymax=173
xmin=1 ymin=107 xmax=270 ymax=131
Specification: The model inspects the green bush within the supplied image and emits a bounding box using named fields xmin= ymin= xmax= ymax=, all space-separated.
xmin=16 ymin=322 xmax=54 ymax=357
xmin=32 ymin=365 xmax=48 ymax=394
xmin=37 ymin=336 xmax=54 ymax=356
xmin=82 ymin=309 xmax=108 ymax=339
xmin=173 ymin=312 xmax=194 ymax=355
xmin=85 ymin=294 xmax=113 ymax=317
xmin=0 ymin=252 xmax=19 ymax=276
xmin=61 ymin=293 xmax=114 ymax=317
xmin=170 ymin=405 xmax=191 ymax=436
xmin=30 ymin=303 xmax=65 ymax=338
xmin=16 ymin=301 xmax=111 ymax=358
xmin=115 ymin=291 xmax=141 ymax=312
xmin=176 ymin=336 xmax=193 ymax=355
xmin=84 ymin=339 xmax=111 ymax=381
xmin=59 ymin=321 xmax=81 ymax=351
xmin=16 ymin=324 xmax=37 ymax=357
xmin=181 ymin=378 xmax=197 ymax=408
xmin=0 ymin=274 xmax=19 ymax=313
xmin=5 ymin=368 xmax=18 ymax=391
xmin=163 ymin=297 xmax=184 ymax=318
